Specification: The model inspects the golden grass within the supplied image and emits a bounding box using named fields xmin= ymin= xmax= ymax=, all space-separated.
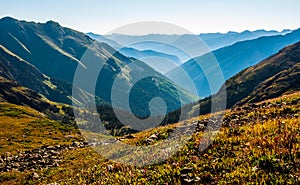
xmin=0 ymin=92 xmax=299 ymax=184
xmin=0 ymin=102 xmax=80 ymax=154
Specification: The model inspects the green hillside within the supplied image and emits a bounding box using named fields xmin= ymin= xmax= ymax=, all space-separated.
xmin=0 ymin=45 xmax=96 ymax=106
xmin=224 ymin=41 xmax=300 ymax=108
xmin=0 ymin=17 xmax=197 ymax=117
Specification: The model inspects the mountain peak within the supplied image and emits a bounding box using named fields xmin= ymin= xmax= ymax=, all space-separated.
xmin=282 ymin=29 xmax=291 ymax=32
xmin=0 ymin=16 xmax=18 ymax=23
xmin=241 ymin=30 xmax=251 ymax=33
xmin=45 ymin=20 xmax=61 ymax=27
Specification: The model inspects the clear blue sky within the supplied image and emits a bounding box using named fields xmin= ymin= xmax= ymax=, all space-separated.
xmin=1 ymin=0 xmax=299 ymax=34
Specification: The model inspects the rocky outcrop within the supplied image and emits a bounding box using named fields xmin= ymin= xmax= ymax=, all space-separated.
xmin=0 ymin=141 xmax=88 ymax=172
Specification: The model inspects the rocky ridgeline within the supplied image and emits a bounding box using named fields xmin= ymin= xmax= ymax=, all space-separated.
xmin=133 ymin=115 xmax=224 ymax=146
xmin=183 ymin=99 xmax=299 ymax=136
xmin=0 ymin=141 xmax=88 ymax=172
xmin=224 ymin=99 xmax=299 ymax=128
xmin=136 ymin=98 xmax=299 ymax=146
xmin=174 ymin=116 xmax=223 ymax=136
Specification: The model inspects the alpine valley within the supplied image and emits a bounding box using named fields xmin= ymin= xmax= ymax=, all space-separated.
xmin=0 ymin=16 xmax=299 ymax=185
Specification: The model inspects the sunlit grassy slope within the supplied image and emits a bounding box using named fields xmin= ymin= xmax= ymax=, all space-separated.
xmin=0 ymin=92 xmax=299 ymax=184
xmin=0 ymin=102 xmax=81 ymax=154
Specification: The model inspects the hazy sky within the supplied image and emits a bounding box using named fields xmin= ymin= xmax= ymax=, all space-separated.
xmin=1 ymin=0 xmax=299 ymax=34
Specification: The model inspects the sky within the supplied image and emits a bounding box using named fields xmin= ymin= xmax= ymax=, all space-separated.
xmin=1 ymin=0 xmax=300 ymax=35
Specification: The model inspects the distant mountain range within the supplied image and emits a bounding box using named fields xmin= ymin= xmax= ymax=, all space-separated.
xmin=199 ymin=29 xmax=292 ymax=51
xmin=86 ymin=32 xmax=182 ymax=74
xmin=103 ymin=30 xmax=291 ymax=51
xmin=166 ymin=28 xmax=300 ymax=98
xmin=0 ymin=17 xmax=197 ymax=117
xmin=88 ymin=30 xmax=292 ymax=74
xmin=118 ymin=47 xmax=181 ymax=74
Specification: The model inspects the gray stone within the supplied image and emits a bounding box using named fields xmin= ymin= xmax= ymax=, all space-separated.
xmin=107 ymin=164 xmax=113 ymax=171
xmin=183 ymin=178 xmax=193 ymax=183
xmin=32 ymin=172 xmax=39 ymax=179
xmin=46 ymin=146 xmax=55 ymax=150
xmin=148 ymin=134 xmax=158 ymax=140
xmin=194 ymin=176 xmax=201 ymax=182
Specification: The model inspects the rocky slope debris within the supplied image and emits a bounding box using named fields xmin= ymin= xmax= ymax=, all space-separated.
xmin=0 ymin=141 xmax=88 ymax=172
